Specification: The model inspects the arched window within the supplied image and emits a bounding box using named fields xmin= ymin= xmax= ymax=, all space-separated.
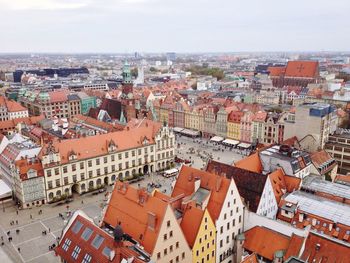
xmin=97 ymin=178 xmax=102 ymax=186
xmin=81 ymin=184 xmax=86 ymax=191
xmin=56 ymin=190 xmax=61 ymax=196
xmin=49 ymin=192 xmax=54 ymax=199
xmin=111 ymin=175 xmax=116 ymax=182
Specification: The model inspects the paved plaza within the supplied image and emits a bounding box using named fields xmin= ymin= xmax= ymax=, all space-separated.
xmin=175 ymin=135 xmax=247 ymax=170
xmin=0 ymin=135 xmax=246 ymax=262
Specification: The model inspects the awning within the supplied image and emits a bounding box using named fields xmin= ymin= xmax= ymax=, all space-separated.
xmin=222 ymin=139 xmax=239 ymax=145
xmin=210 ymin=136 xmax=224 ymax=142
xmin=238 ymin=142 xmax=251 ymax=149
xmin=0 ymin=180 xmax=12 ymax=200
xmin=173 ymin=127 xmax=184 ymax=133
xmin=181 ymin=129 xmax=200 ymax=136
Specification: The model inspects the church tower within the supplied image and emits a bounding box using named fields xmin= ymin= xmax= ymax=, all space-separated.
xmin=121 ymin=60 xmax=133 ymax=98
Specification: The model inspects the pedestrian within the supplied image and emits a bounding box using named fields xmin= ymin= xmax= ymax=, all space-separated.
xmin=7 ymin=231 xmax=10 ymax=236
xmin=30 ymin=214 xmax=32 ymax=219
xmin=1 ymin=236 xmax=3 ymax=241
xmin=16 ymin=210 xmax=18 ymax=215
xmin=81 ymin=200 xmax=84 ymax=205
xmin=16 ymin=220 xmax=18 ymax=225
xmin=48 ymin=228 xmax=51 ymax=233
xmin=18 ymin=247 xmax=20 ymax=253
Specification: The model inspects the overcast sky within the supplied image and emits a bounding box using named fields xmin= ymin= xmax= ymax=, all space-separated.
xmin=0 ymin=0 xmax=349 ymax=53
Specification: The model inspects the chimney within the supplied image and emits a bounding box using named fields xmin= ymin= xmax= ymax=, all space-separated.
xmin=215 ymin=176 xmax=222 ymax=192
xmin=328 ymin=223 xmax=333 ymax=232
xmin=298 ymin=213 xmax=304 ymax=223
xmin=147 ymin=212 xmax=157 ymax=231
xmin=312 ymin=218 xmax=316 ymax=226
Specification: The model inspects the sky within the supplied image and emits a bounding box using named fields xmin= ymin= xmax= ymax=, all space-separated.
xmin=0 ymin=0 xmax=349 ymax=53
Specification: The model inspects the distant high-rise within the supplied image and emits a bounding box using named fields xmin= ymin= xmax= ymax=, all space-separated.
xmin=166 ymin=52 xmax=176 ymax=62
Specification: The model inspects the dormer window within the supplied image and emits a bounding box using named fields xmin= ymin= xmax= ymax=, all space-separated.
xmin=108 ymin=140 xmax=117 ymax=153
xmin=143 ymin=137 xmax=149 ymax=145
xmin=68 ymin=150 xmax=77 ymax=161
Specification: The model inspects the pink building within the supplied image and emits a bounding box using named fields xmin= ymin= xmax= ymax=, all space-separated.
xmin=240 ymin=110 xmax=254 ymax=142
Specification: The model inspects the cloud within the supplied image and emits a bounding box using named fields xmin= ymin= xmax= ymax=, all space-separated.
xmin=0 ymin=0 xmax=89 ymax=10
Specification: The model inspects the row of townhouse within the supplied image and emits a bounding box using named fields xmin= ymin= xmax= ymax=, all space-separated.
xmin=7 ymin=120 xmax=175 ymax=208
xmin=156 ymin=96 xmax=341 ymax=149
xmin=100 ymin=164 xmax=245 ymax=263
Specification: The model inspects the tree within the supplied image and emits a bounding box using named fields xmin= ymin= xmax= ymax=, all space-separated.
xmin=149 ymin=67 xmax=157 ymax=72
xmin=191 ymin=82 xmax=197 ymax=90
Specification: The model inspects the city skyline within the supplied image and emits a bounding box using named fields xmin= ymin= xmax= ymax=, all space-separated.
xmin=0 ymin=0 xmax=349 ymax=53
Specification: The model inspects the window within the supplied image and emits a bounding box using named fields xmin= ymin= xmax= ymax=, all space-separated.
xmin=224 ymin=213 xmax=227 ymax=220
xmin=164 ymin=248 xmax=167 ymax=256
xmin=63 ymin=166 xmax=67 ymax=173
xmin=96 ymin=158 xmax=100 ymax=165
xmin=80 ymin=162 xmax=84 ymax=169
xmin=73 ymin=175 xmax=77 ymax=183
xmin=226 ymin=235 xmax=229 ymax=244
xmin=227 ymin=222 xmax=230 ymax=230
xmin=132 ymin=150 xmax=135 ymax=157
xmin=167 ymin=220 xmax=170 ymax=227
xmin=89 ymin=171 xmax=93 ymax=178
xmin=239 ymin=215 xmax=241 ymax=223
xmin=228 ymin=202 xmax=230 ymax=207
xmin=81 ymin=173 xmax=85 ymax=180
xmin=48 ymin=181 xmax=53 ymax=189
xmin=72 ymin=164 xmax=76 ymax=171
xmin=56 ymin=179 xmax=61 ymax=187
xmin=82 ymin=253 xmax=92 ymax=263
xmin=157 ymin=252 xmax=161 ymax=259
xmin=164 ymin=234 xmax=167 ymax=241
xmin=169 ymin=231 xmax=173 ymax=237
xmin=104 ymin=157 xmax=107 ymax=163
xmin=55 ymin=168 xmax=59 ymax=175
xmin=111 ymin=155 xmax=115 ymax=162
xmin=81 ymin=227 xmax=93 ymax=241
xmin=220 ymin=240 xmax=223 ymax=248
xmin=176 ymin=241 xmax=179 ymax=248
xmin=118 ymin=154 xmax=122 ymax=160
xmin=88 ymin=160 xmax=92 ymax=167
xmin=91 ymin=234 xmax=104 ymax=249
xmin=62 ymin=238 xmax=71 ymax=251
xmin=176 ymin=256 xmax=179 ymax=262
xmin=111 ymin=165 xmax=115 ymax=172
xmin=71 ymin=245 xmax=81 ymax=260
xmin=125 ymin=152 xmax=129 ymax=158
xmin=97 ymin=169 xmax=100 ymax=176
xmin=72 ymin=220 xmax=83 ymax=233
xmin=104 ymin=167 xmax=108 ymax=174
xmin=220 ymin=226 xmax=223 ymax=234
xmin=47 ymin=170 xmax=52 ymax=177
xmin=182 ymin=252 xmax=185 ymax=259
xmin=232 ymin=219 xmax=235 ymax=227
xmin=102 ymin=247 xmax=112 ymax=258
xmin=170 ymin=245 xmax=173 ymax=252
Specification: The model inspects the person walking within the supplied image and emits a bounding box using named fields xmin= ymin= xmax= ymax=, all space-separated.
xmin=30 ymin=214 xmax=32 ymax=219
xmin=17 ymin=247 xmax=20 ymax=253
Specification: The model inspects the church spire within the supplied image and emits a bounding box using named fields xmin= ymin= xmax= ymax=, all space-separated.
xmin=122 ymin=60 xmax=132 ymax=85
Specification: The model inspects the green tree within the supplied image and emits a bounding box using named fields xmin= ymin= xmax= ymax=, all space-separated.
xmin=149 ymin=67 xmax=157 ymax=72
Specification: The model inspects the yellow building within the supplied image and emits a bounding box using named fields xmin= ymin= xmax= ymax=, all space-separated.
xmin=181 ymin=206 xmax=216 ymax=263
xmin=159 ymin=107 xmax=169 ymax=125
xmin=227 ymin=111 xmax=243 ymax=140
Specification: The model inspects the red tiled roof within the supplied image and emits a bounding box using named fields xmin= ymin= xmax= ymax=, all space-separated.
xmin=180 ymin=205 xmax=204 ymax=248
xmin=171 ymin=165 xmax=231 ymax=222
xmin=103 ymin=182 xmax=168 ymax=254
xmin=234 ymin=153 xmax=263 ymax=174
xmin=285 ymin=61 xmax=319 ymax=78
xmin=301 ymin=232 xmax=350 ymax=262
xmin=15 ymin=158 xmax=44 ymax=181
xmin=243 ymin=226 xmax=298 ymax=261
xmin=268 ymin=66 xmax=286 ymax=77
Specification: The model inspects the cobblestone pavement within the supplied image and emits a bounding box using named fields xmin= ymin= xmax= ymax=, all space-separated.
xmin=0 ymin=190 xmax=108 ymax=263
xmin=175 ymin=135 xmax=247 ymax=170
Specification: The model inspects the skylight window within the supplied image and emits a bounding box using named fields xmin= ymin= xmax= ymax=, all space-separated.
xmin=81 ymin=227 xmax=93 ymax=241
xmin=91 ymin=234 xmax=104 ymax=249
xmin=72 ymin=220 xmax=83 ymax=234
xmin=102 ymin=246 xmax=112 ymax=258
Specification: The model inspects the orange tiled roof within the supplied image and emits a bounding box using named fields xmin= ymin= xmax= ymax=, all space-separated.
xmin=180 ymin=205 xmax=204 ymax=248
xmin=234 ymin=153 xmax=263 ymax=174
xmin=0 ymin=115 xmax=45 ymax=131
xmin=310 ymin=150 xmax=334 ymax=168
xmin=243 ymin=226 xmax=295 ymax=261
xmin=285 ymin=61 xmax=319 ymax=78
xmin=268 ymin=66 xmax=286 ymax=77
xmin=301 ymin=232 xmax=350 ymax=262
xmin=5 ymin=99 xmax=27 ymax=112
xmin=43 ymin=122 xmax=161 ymax=165
xmin=171 ymin=165 xmax=230 ymax=222
xmin=284 ymin=233 xmax=305 ymax=260
xmin=15 ymin=158 xmax=44 ymax=181
xmin=241 ymin=253 xmax=258 ymax=263
xmin=103 ymin=182 xmax=168 ymax=254
xmin=335 ymin=174 xmax=350 ymax=184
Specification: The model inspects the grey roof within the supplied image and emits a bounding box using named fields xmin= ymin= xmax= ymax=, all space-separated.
xmin=191 ymin=187 xmax=210 ymax=205
xmin=302 ymin=175 xmax=350 ymax=200
xmin=67 ymin=94 xmax=80 ymax=101
xmin=284 ymin=191 xmax=350 ymax=227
